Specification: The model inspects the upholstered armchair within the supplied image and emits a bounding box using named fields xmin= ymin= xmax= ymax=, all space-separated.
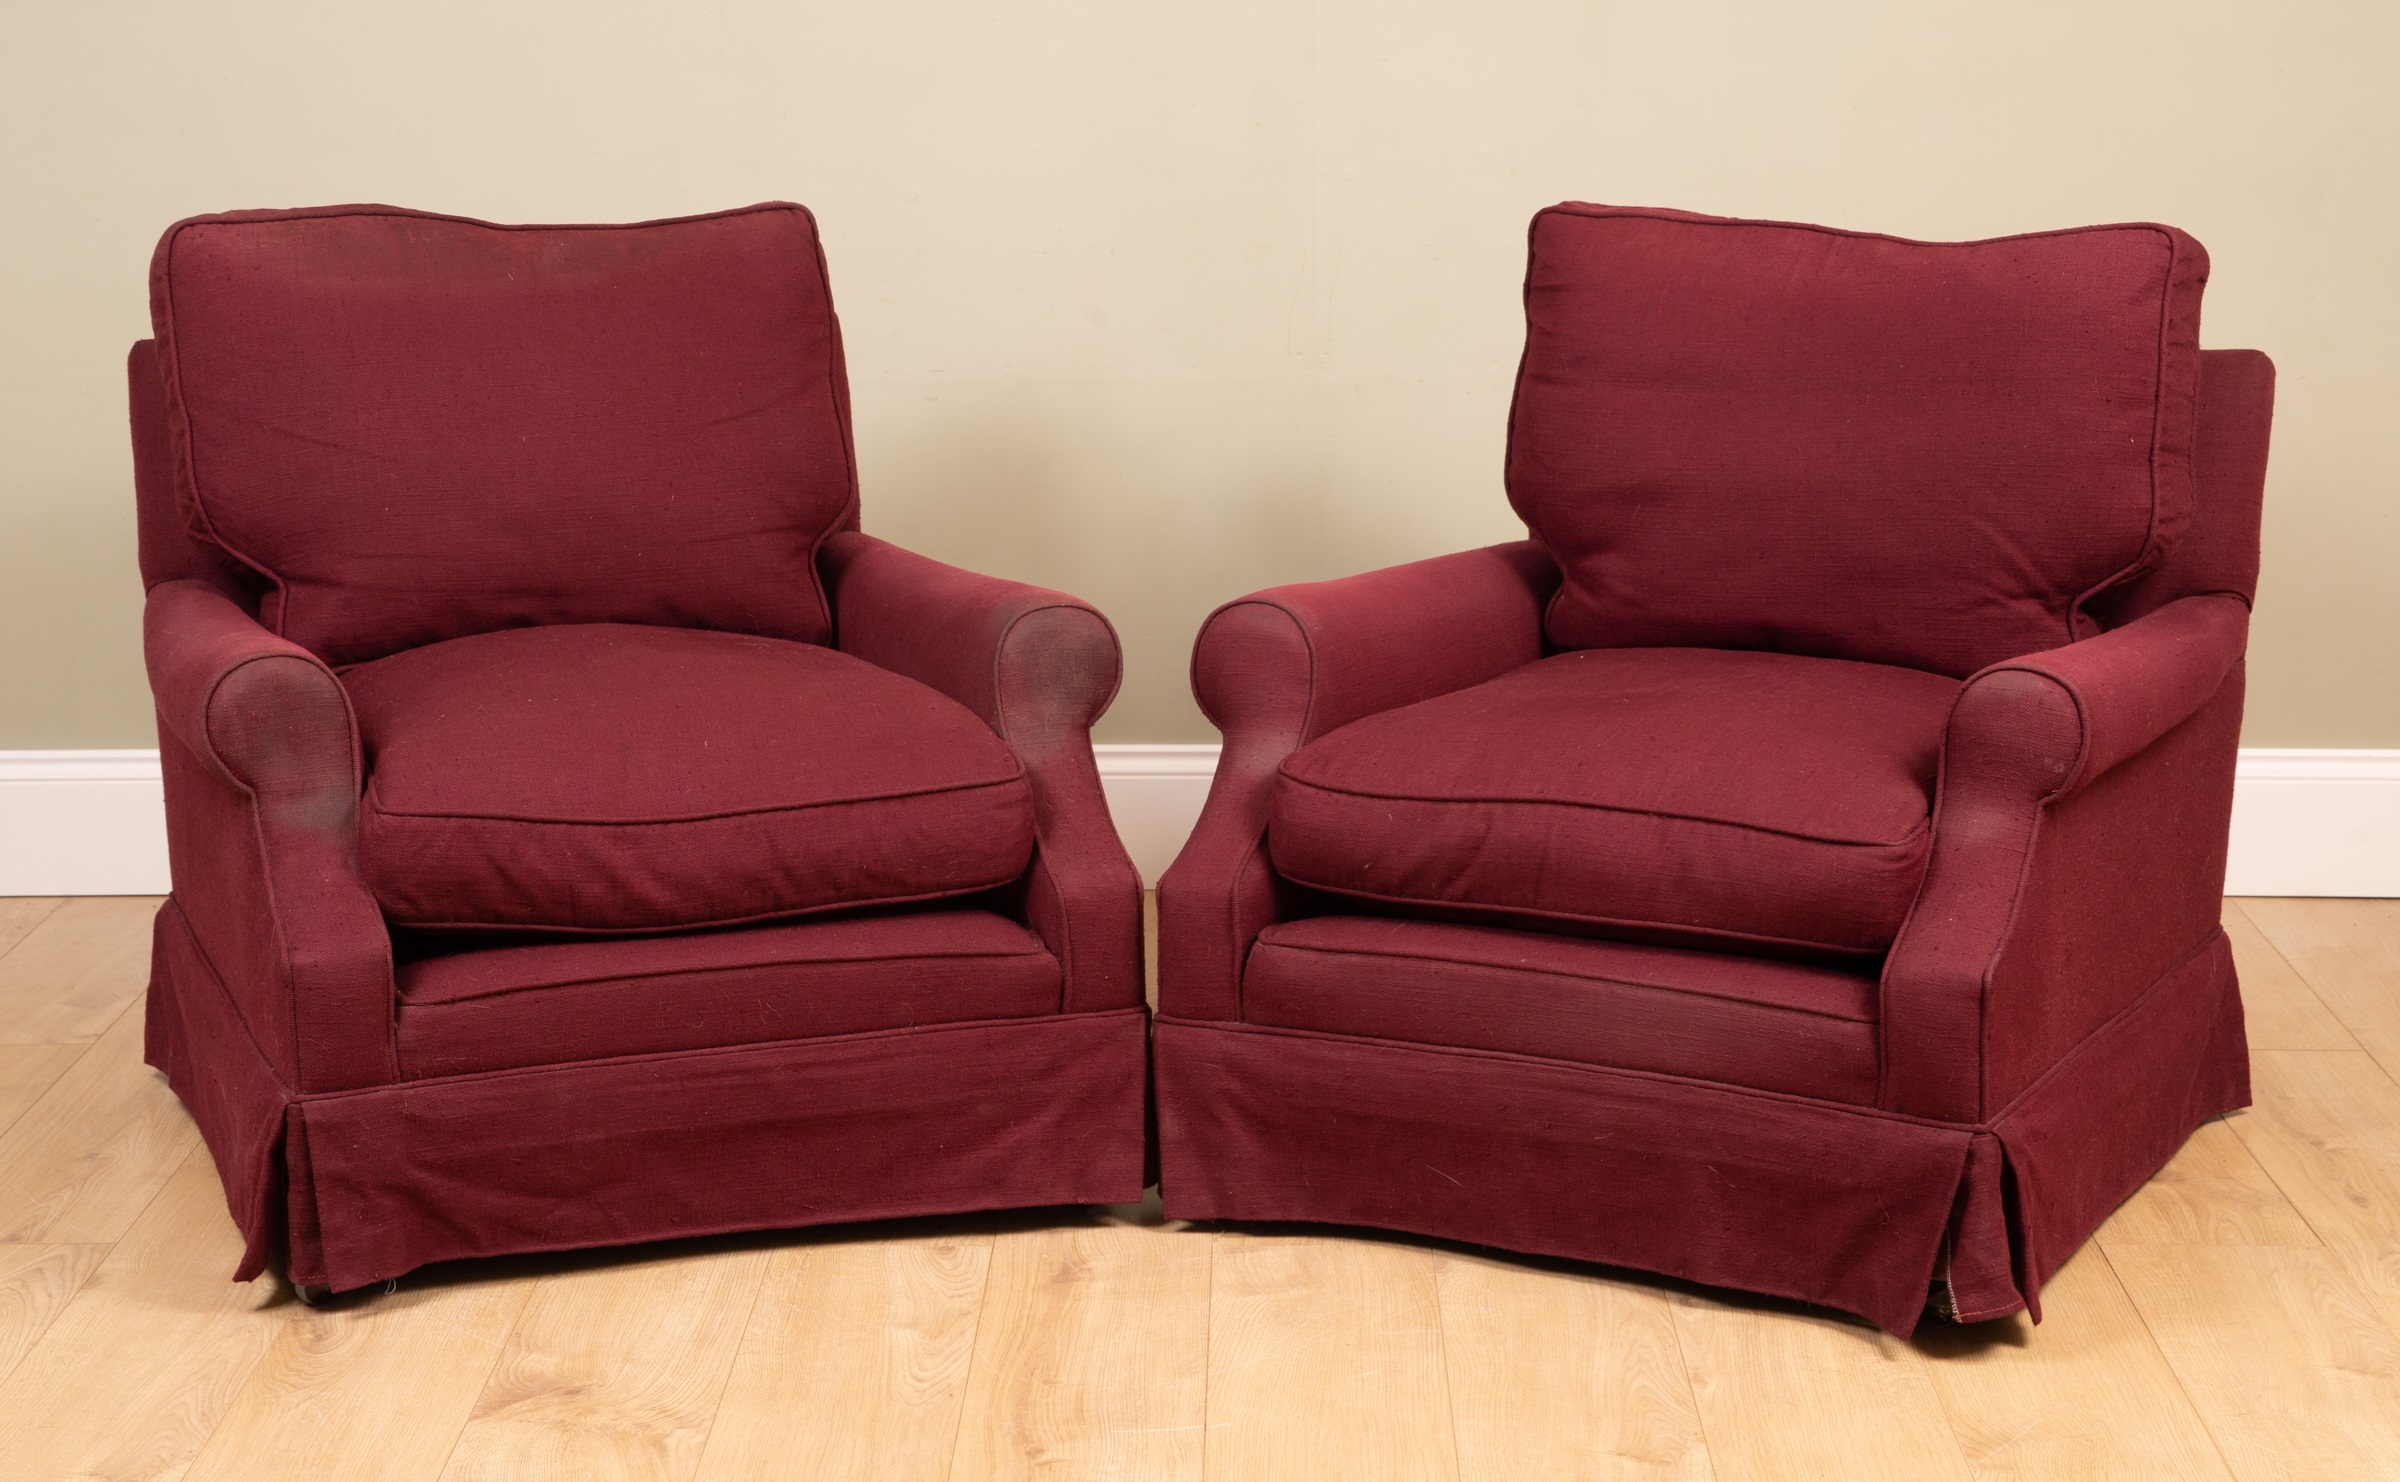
xmin=133 ymin=204 xmax=1147 ymax=1295
xmin=1155 ymin=205 xmax=2274 ymax=1336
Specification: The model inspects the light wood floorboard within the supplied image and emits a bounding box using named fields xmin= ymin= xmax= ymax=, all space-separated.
xmin=2242 ymin=898 xmax=2400 ymax=1078
xmin=0 ymin=1147 xmax=281 ymax=1481
xmin=0 ymin=1002 xmax=200 ymax=1244
xmin=1205 ymin=1232 xmax=1460 ymax=1482
xmin=442 ymin=1244 xmax=766 ymax=1482
xmin=1916 ymin=1245 xmax=2233 ymax=1481
xmin=950 ymin=1209 xmax=1212 ymax=1482
xmin=2223 ymin=901 xmax=2361 ymax=1051
xmin=2101 ymin=1114 xmax=2322 ymax=1248
xmin=1671 ymin=1290 xmax=1973 ymax=1482
xmin=0 ymin=1043 xmax=88 ymax=1143
xmin=0 ymin=897 xmax=162 ymax=1045
xmin=2230 ymin=1050 xmax=2400 ymax=1336
xmin=0 ymin=1241 xmax=110 ymax=1386
xmin=695 ymin=1230 xmax=991 ymax=1482
xmin=1436 ymin=1251 xmax=1712 ymax=1481
xmin=0 ymin=898 xmax=64 ymax=966
xmin=0 ymin=895 xmax=2389 ymax=1478
xmin=2110 ymin=1243 xmax=2400 ymax=1481
xmin=184 ymin=1272 xmax=529 ymax=1482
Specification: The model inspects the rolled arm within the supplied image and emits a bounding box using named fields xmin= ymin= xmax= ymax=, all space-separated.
xmin=1880 ymin=594 xmax=2251 ymax=1121
xmin=1157 ymin=542 xmax=1559 ymax=1022
xmin=1967 ymin=594 xmax=2254 ymax=795
xmin=819 ymin=532 xmax=1140 ymax=1012
xmin=144 ymin=579 xmax=396 ymax=1092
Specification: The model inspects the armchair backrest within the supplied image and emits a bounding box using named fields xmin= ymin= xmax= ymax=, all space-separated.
xmin=1506 ymin=204 xmax=2215 ymax=677
xmin=2096 ymin=347 xmax=2273 ymax=626
xmin=141 ymin=203 xmax=857 ymax=665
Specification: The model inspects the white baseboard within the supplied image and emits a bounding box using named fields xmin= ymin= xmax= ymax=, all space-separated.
xmin=0 ymin=751 xmax=172 ymax=897
xmin=4 ymin=745 xmax=2395 ymax=898
xmin=1092 ymin=743 xmax=1221 ymax=887
xmin=2223 ymin=749 xmax=2400 ymax=897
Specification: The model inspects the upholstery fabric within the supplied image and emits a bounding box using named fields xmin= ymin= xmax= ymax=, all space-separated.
xmin=1993 ymin=932 xmax=2250 ymax=1311
xmin=1160 ymin=542 xmax=1559 ymax=1025
xmin=129 ymin=342 xmax=243 ymax=596
xmin=1880 ymin=595 xmax=2250 ymax=1120
xmin=1270 ymin=646 xmax=1958 ymax=957
xmin=1244 ymin=916 xmax=1879 ymax=1103
xmin=1155 ymin=922 xmax=2249 ymax=1338
xmin=145 ymin=901 xmax=294 ymax=1281
xmin=2100 ymin=350 xmax=2275 ymax=623
xmin=1510 ymin=204 xmax=2209 ymax=676
xmin=147 ymin=898 xmax=1148 ymax=1290
xmin=149 ymin=203 xmax=855 ymax=664
xmin=821 ymin=532 xmax=1144 ymax=1012
xmin=341 ymin=622 xmax=1036 ymax=935
xmin=145 ymin=579 xmax=395 ymax=1093
xmin=289 ymin=1008 xmax=1146 ymax=1294
xmin=1159 ymin=280 xmax=2269 ymax=1332
xmin=133 ymin=202 xmax=1147 ymax=1294
xmin=1154 ymin=1017 xmax=1972 ymax=1338
xmin=398 ymin=910 xmax=1062 ymax=1077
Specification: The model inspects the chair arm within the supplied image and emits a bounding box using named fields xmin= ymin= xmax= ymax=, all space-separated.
xmin=819 ymin=532 xmax=1140 ymax=1011
xmin=147 ymin=580 xmax=356 ymax=788
xmin=144 ymin=579 xmax=396 ymax=1092
xmin=1880 ymin=595 xmax=2251 ymax=1122
xmin=1157 ymin=542 xmax=1559 ymax=1022
xmin=1966 ymin=594 xmax=2253 ymax=797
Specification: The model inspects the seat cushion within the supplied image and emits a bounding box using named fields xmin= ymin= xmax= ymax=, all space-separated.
xmin=397 ymin=909 xmax=1060 ymax=1077
xmin=1268 ymin=647 xmax=1959 ymax=957
xmin=343 ymin=623 xmax=1036 ymax=934
xmin=1245 ymin=915 xmax=1880 ymax=1104
xmin=150 ymin=203 xmax=855 ymax=665
xmin=1509 ymin=204 xmax=2209 ymax=677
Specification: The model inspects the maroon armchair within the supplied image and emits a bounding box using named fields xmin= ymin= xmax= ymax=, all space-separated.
xmin=132 ymin=203 xmax=1147 ymax=1294
xmin=1154 ymin=205 xmax=2273 ymax=1337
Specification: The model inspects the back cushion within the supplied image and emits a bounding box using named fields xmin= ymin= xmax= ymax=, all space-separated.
xmin=1508 ymin=205 xmax=2209 ymax=677
xmin=149 ymin=203 xmax=856 ymax=664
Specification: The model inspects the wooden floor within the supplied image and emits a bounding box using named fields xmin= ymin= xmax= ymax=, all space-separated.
xmin=0 ymin=898 xmax=2397 ymax=1479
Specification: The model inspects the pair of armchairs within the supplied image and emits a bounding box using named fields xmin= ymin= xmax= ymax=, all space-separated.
xmin=136 ymin=202 xmax=2268 ymax=1337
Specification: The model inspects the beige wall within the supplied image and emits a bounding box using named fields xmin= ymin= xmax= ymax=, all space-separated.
xmin=5 ymin=1 xmax=2393 ymax=747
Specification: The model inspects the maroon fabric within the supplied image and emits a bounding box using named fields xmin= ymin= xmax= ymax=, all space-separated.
xmin=129 ymin=342 xmax=244 ymax=596
xmin=1158 ymin=953 xmax=2245 ymax=1335
xmin=1157 ymin=224 xmax=2262 ymax=1329
xmin=132 ymin=204 xmax=1148 ymax=1292
xmin=2101 ymin=349 xmax=2275 ymax=624
xmin=1245 ymin=916 xmax=1879 ymax=1103
xmin=340 ymin=623 xmax=1036 ymax=935
xmin=149 ymin=203 xmax=855 ymax=664
xmin=145 ymin=579 xmax=396 ymax=1093
xmin=1993 ymin=932 xmax=2250 ymax=1310
xmin=140 ymin=535 xmax=1139 ymax=1287
xmin=146 ymin=896 xmax=1145 ymax=1289
xmin=1154 ymin=1018 xmax=1970 ymax=1337
xmin=1510 ymin=205 xmax=2210 ymax=676
xmin=1160 ymin=542 xmax=1559 ymax=1023
xmin=1271 ymin=648 xmax=1957 ymax=956
xmin=145 ymin=900 xmax=292 ymax=1281
xmin=294 ymin=1010 xmax=1147 ymax=1291
xmin=1975 ymin=672 xmax=2244 ymax=1115
xmin=1881 ymin=596 xmax=2249 ymax=1121
xmin=1944 ymin=1134 xmax=2024 ymax=1323
xmin=822 ymin=533 xmax=1142 ymax=1011
xmin=397 ymin=910 xmax=1059 ymax=1076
